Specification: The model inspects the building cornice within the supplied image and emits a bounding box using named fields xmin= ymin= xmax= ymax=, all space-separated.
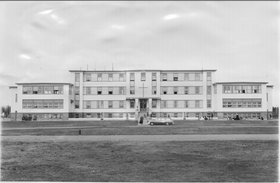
xmin=16 ymin=83 xmax=73 ymax=86
xmin=213 ymin=82 xmax=269 ymax=85
xmin=69 ymin=69 xmax=217 ymax=72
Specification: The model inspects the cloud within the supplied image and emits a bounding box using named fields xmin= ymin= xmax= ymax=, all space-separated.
xmin=19 ymin=54 xmax=31 ymax=59
xmin=38 ymin=9 xmax=53 ymax=15
xmin=163 ymin=14 xmax=180 ymax=20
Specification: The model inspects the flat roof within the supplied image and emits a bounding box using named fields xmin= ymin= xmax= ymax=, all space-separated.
xmin=69 ymin=69 xmax=217 ymax=72
xmin=213 ymin=82 xmax=269 ymax=85
xmin=16 ymin=83 xmax=73 ymax=86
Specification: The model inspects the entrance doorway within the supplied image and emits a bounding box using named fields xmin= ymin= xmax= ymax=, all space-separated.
xmin=139 ymin=99 xmax=147 ymax=112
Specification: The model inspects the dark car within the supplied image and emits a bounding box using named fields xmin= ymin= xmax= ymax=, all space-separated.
xmin=148 ymin=118 xmax=174 ymax=126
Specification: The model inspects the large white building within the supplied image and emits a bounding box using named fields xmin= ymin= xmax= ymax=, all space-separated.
xmin=9 ymin=69 xmax=273 ymax=121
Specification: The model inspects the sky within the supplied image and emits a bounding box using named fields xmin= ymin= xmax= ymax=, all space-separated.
xmin=0 ymin=1 xmax=279 ymax=106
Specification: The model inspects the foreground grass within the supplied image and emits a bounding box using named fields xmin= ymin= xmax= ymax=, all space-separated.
xmin=1 ymin=140 xmax=278 ymax=182
xmin=2 ymin=120 xmax=278 ymax=136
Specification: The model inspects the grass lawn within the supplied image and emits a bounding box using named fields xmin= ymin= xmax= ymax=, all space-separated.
xmin=1 ymin=140 xmax=278 ymax=182
xmin=2 ymin=120 xmax=278 ymax=136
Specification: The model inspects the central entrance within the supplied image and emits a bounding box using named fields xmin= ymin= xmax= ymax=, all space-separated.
xmin=139 ymin=99 xmax=147 ymax=112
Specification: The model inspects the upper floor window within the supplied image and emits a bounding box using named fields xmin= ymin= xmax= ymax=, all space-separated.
xmin=195 ymin=100 xmax=200 ymax=108
xmin=195 ymin=73 xmax=201 ymax=81
xmin=130 ymin=73 xmax=135 ymax=81
xmin=173 ymin=87 xmax=178 ymax=94
xmin=207 ymin=72 xmax=211 ymax=81
xmin=174 ymin=101 xmax=178 ymax=108
xmin=207 ymin=86 xmax=211 ymax=95
xmin=130 ymin=86 xmax=135 ymax=95
xmin=195 ymin=86 xmax=200 ymax=94
xmin=141 ymin=73 xmax=146 ymax=81
xmin=162 ymin=87 xmax=167 ymax=95
xmin=108 ymin=87 xmax=113 ymax=95
xmin=152 ymin=73 xmax=157 ymax=81
xmin=97 ymin=74 xmax=102 ymax=81
xmin=119 ymin=101 xmax=124 ymax=108
xmin=130 ymin=100 xmax=135 ymax=108
xmin=207 ymin=100 xmax=211 ymax=108
xmin=119 ymin=73 xmax=124 ymax=81
xmin=75 ymin=73 xmax=80 ymax=82
xmin=109 ymin=74 xmax=113 ymax=82
xmin=108 ymin=101 xmax=113 ymax=108
xmin=85 ymin=74 xmax=91 ymax=81
xmin=75 ymin=86 xmax=79 ymax=95
xmin=185 ymin=101 xmax=189 ymax=108
xmin=119 ymin=87 xmax=125 ymax=95
xmin=152 ymin=86 xmax=157 ymax=95
xmin=184 ymin=73 xmax=189 ymax=81
xmin=223 ymin=85 xmax=261 ymax=94
xmin=185 ymin=87 xmax=189 ymax=94
xmin=173 ymin=73 xmax=178 ymax=81
xmin=162 ymin=73 xmax=167 ymax=81
xmin=152 ymin=100 xmax=157 ymax=108
xmin=97 ymin=87 xmax=102 ymax=95
xmin=85 ymin=87 xmax=91 ymax=95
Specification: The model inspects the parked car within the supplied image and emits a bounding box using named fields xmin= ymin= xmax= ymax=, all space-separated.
xmin=148 ymin=118 xmax=174 ymax=126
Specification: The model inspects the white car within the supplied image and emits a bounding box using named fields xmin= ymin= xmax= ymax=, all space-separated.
xmin=148 ymin=118 xmax=174 ymax=126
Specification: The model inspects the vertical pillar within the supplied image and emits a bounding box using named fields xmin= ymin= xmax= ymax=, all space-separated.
xmin=148 ymin=98 xmax=152 ymax=116
xmin=135 ymin=98 xmax=139 ymax=119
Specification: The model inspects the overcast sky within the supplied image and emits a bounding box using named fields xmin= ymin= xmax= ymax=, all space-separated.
xmin=0 ymin=1 xmax=279 ymax=106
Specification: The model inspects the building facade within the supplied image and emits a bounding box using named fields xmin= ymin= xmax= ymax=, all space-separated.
xmin=9 ymin=69 xmax=273 ymax=121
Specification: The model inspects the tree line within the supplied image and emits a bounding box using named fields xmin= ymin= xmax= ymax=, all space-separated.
xmin=1 ymin=105 xmax=11 ymax=118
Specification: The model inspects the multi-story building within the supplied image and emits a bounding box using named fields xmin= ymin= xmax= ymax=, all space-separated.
xmin=9 ymin=69 xmax=273 ymax=121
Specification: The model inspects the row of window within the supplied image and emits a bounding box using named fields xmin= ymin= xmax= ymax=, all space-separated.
xmin=223 ymin=113 xmax=261 ymax=119
xmin=160 ymin=86 xmax=206 ymax=95
xmin=82 ymin=87 xmax=126 ymax=95
xmin=22 ymin=100 xmax=63 ymax=109
xmin=69 ymin=113 xmax=134 ymax=118
xmin=23 ymin=86 xmax=64 ymax=94
xmin=23 ymin=113 xmax=63 ymax=119
xmin=223 ymin=85 xmax=261 ymax=94
xmin=222 ymin=99 xmax=262 ymax=108
xmin=75 ymin=72 xmax=212 ymax=82
xmin=83 ymin=100 xmax=126 ymax=109
xmin=82 ymin=73 xmax=126 ymax=82
xmin=160 ymin=100 xmax=205 ymax=108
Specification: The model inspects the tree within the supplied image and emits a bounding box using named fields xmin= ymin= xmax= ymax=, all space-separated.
xmin=1 ymin=105 xmax=11 ymax=118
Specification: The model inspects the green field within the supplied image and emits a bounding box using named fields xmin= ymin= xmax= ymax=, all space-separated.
xmin=1 ymin=120 xmax=278 ymax=182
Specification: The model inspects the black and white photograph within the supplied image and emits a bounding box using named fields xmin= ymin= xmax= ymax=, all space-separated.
xmin=0 ymin=1 xmax=279 ymax=182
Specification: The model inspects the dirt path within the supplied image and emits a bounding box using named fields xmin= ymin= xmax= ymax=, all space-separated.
xmin=1 ymin=134 xmax=278 ymax=142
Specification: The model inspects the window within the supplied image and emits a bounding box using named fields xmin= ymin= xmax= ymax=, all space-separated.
xmin=119 ymin=87 xmax=125 ymax=95
xmin=152 ymin=100 xmax=157 ymax=108
xmin=207 ymin=100 xmax=211 ymax=108
xmin=184 ymin=73 xmax=189 ymax=81
xmin=130 ymin=73 xmax=135 ymax=81
xmin=44 ymin=86 xmax=53 ymax=94
xmin=173 ymin=73 xmax=178 ymax=81
xmin=97 ymin=87 xmax=102 ymax=95
xmin=75 ymin=86 xmax=79 ymax=95
xmin=152 ymin=86 xmax=157 ymax=95
xmin=33 ymin=87 xmax=38 ymax=94
xmin=174 ymin=101 xmax=178 ymax=108
xmin=130 ymin=86 xmax=135 ymax=94
xmin=161 ymin=101 xmax=167 ymax=108
xmin=195 ymin=73 xmax=201 ymax=81
xmin=130 ymin=100 xmax=135 ymax=108
xmin=207 ymin=86 xmax=211 ymax=95
xmin=23 ymin=87 xmax=28 ymax=94
xmin=86 ymin=87 xmax=91 ymax=95
xmin=195 ymin=100 xmax=200 ymax=108
xmin=152 ymin=73 xmax=157 ymax=81
xmin=162 ymin=87 xmax=167 ymax=95
xmin=109 ymin=74 xmax=113 ymax=81
xmin=75 ymin=73 xmax=80 ymax=82
xmin=54 ymin=86 xmax=63 ymax=94
xmin=119 ymin=101 xmax=124 ymax=108
xmin=97 ymin=74 xmax=102 ymax=81
xmin=195 ymin=86 xmax=200 ymax=94
xmin=86 ymin=101 xmax=91 ymax=109
xmin=108 ymin=87 xmax=113 ymax=95
xmin=207 ymin=72 xmax=211 ymax=81
xmin=97 ymin=101 xmax=101 ymax=109
xmin=173 ymin=87 xmax=178 ymax=94
xmin=108 ymin=113 xmax=113 ymax=118
xmin=162 ymin=73 xmax=167 ymax=81
xmin=174 ymin=113 xmax=178 ymax=118
xmin=185 ymin=87 xmax=189 ymax=94
xmin=141 ymin=73 xmax=146 ymax=81
xmin=223 ymin=86 xmax=232 ymax=93
xmin=108 ymin=101 xmax=113 ymax=108
xmin=75 ymin=101 xmax=79 ymax=109
xmin=85 ymin=74 xmax=91 ymax=81
xmin=185 ymin=101 xmax=189 ymax=108
xmin=223 ymin=99 xmax=261 ymax=108
xmin=119 ymin=73 xmax=124 ymax=81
